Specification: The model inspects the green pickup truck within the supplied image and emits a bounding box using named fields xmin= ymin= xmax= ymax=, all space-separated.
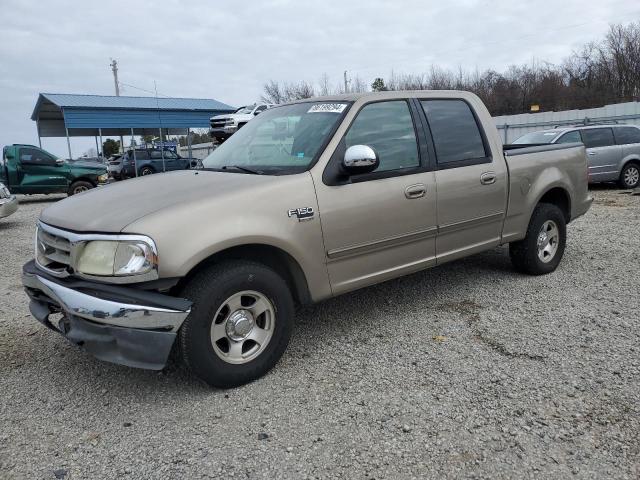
xmin=1 ymin=144 xmax=108 ymax=196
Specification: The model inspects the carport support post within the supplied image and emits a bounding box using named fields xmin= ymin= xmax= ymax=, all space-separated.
xmin=36 ymin=118 xmax=42 ymax=148
xmin=187 ymin=128 xmax=192 ymax=159
xmin=131 ymin=128 xmax=138 ymax=177
xmin=159 ymin=127 xmax=166 ymax=172
xmin=99 ymin=128 xmax=103 ymax=157
xmin=94 ymin=136 xmax=100 ymax=158
xmin=65 ymin=127 xmax=72 ymax=161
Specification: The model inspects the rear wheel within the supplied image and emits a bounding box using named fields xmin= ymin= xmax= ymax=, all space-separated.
xmin=510 ymin=203 xmax=566 ymax=275
xmin=178 ymin=261 xmax=294 ymax=388
xmin=139 ymin=166 xmax=155 ymax=176
xmin=67 ymin=180 xmax=93 ymax=196
xmin=619 ymin=162 xmax=640 ymax=189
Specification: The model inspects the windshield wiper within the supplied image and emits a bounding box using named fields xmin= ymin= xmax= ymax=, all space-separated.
xmin=221 ymin=165 xmax=263 ymax=175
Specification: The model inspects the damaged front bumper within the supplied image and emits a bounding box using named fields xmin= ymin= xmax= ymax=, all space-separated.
xmin=22 ymin=260 xmax=191 ymax=370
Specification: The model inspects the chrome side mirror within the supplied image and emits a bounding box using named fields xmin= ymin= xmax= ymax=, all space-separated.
xmin=55 ymin=158 xmax=65 ymax=166
xmin=343 ymin=145 xmax=379 ymax=175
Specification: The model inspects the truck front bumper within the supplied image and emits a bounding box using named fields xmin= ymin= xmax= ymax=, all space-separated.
xmin=0 ymin=195 xmax=18 ymax=219
xmin=22 ymin=260 xmax=191 ymax=370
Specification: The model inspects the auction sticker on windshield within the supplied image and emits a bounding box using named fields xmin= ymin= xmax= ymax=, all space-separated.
xmin=308 ymin=103 xmax=347 ymax=113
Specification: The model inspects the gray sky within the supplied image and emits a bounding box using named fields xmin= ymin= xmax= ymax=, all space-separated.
xmin=1 ymin=0 xmax=638 ymax=157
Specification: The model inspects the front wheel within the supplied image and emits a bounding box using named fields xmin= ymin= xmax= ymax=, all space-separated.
xmin=178 ymin=261 xmax=294 ymax=388
xmin=67 ymin=180 xmax=93 ymax=196
xmin=509 ymin=203 xmax=566 ymax=275
xmin=619 ymin=162 xmax=640 ymax=189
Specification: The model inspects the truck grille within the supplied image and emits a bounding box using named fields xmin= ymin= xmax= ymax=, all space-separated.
xmin=36 ymin=224 xmax=72 ymax=275
xmin=211 ymin=118 xmax=229 ymax=128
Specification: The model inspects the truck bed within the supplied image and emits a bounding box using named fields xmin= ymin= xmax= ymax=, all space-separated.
xmin=500 ymin=142 xmax=591 ymax=244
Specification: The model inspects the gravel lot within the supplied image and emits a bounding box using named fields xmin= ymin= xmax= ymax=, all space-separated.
xmin=1 ymin=188 xmax=639 ymax=479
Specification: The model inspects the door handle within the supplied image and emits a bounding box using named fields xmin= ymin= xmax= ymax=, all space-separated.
xmin=405 ymin=184 xmax=426 ymax=199
xmin=480 ymin=172 xmax=496 ymax=185
xmin=587 ymin=152 xmax=597 ymax=156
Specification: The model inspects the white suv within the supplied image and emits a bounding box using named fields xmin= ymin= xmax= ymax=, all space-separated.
xmin=210 ymin=103 xmax=274 ymax=143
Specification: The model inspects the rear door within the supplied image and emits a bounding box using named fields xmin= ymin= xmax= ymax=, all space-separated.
xmin=581 ymin=128 xmax=620 ymax=182
xmin=17 ymin=147 xmax=68 ymax=192
xmin=418 ymin=99 xmax=507 ymax=264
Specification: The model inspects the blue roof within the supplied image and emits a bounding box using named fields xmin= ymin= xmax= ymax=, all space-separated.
xmin=32 ymin=93 xmax=236 ymax=135
xmin=33 ymin=93 xmax=234 ymax=115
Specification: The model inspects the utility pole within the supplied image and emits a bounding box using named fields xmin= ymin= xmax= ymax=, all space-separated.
xmin=110 ymin=59 xmax=124 ymax=153
xmin=343 ymin=70 xmax=349 ymax=94
xmin=110 ymin=59 xmax=120 ymax=96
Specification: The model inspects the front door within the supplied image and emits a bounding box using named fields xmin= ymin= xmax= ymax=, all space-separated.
xmin=313 ymin=100 xmax=437 ymax=295
xmin=418 ymin=99 xmax=507 ymax=263
xmin=17 ymin=147 xmax=68 ymax=192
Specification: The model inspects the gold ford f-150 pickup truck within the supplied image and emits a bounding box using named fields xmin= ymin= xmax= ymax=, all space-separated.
xmin=23 ymin=91 xmax=592 ymax=387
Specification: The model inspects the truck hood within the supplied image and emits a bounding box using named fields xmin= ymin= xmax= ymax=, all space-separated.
xmin=40 ymin=170 xmax=282 ymax=232
xmin=69 ymin=161 xmax=106 ymax=170
xmin=211 ymin=113 xmax=253 ymax=122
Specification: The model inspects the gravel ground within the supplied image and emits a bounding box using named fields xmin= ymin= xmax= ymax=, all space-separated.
xmin=1 ymin=187 xmax=639 ymax=479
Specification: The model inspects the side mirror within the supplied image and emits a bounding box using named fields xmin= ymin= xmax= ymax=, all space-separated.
xmin=342 ymin=145 xmax=379 ymax=175
xmin=55 ymin=158 xmax=65 ymax=166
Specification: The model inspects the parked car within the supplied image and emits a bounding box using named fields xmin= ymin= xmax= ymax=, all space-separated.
xmin=106 ymin=154 xmax=123 ymax=178
xmin=513 ymin=124 xmax=640 ymax=189
xmin=108 ymin=149 xmax=193 ymax=179
xmin=210 ymin=103 xmax=274 ymax=143
xmin=1 ymin=144 xmax=108 ymax=196
xmin=23 ymin=91 xmax=591 ymax=388
xmin=0 ymin=182 xmax=18 ymax=219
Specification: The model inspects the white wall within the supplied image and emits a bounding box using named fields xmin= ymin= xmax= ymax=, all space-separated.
xmin=493 ymin=101 xmax=640 ymax=143
xmin=179 ymin=142 xmax=216 ymax=160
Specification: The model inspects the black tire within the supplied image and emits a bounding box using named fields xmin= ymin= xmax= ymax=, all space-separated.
xmin=178 ymin=261 xmax=294 ymax=388
xmin=509 ymin=203 xmax=566 ymax=275
xmin=67 ymin=180 xmax=93 ymax=196
xmin=619 ymin=162 xmax=640 ymax=189
xmin=139 ymin=166 xmax=155 ymax=176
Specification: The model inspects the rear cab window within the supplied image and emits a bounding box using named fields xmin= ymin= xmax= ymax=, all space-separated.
xmin=420 ymin=99 xmax=488 ymax=168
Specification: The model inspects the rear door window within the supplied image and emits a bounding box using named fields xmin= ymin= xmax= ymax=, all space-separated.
xmin=581 ymin=128 xmax=615 ymax=148
xmin=556 ymin=131 xmax=582 ymax=144
xmin=613 ymin=126 xmax=640 ymax=145
xmin=420 ymin=100 xmax=488 ymax=166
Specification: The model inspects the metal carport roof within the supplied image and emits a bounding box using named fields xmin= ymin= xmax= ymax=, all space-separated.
xmin=32 ymin=93 xmax=236 ymax=137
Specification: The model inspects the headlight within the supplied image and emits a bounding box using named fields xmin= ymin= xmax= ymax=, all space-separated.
xmin=97 ymin=173 xmax=108 ymax=182
xmin=76 ymin=239 xmax=157 ymax=277
xmin=0 ymin=183 xmax=10 ymax=199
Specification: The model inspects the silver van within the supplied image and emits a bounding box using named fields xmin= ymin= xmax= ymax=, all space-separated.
xmin=513 ymin=125 xmax=640 ymax=189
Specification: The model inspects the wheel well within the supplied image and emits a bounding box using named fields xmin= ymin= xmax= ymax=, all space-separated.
xmin=622 ymin=158 xmax=640 ymax=170
xmin=71 ymin=177 xmax=96 ymax=187
xmin=179 ymin=244 xmax=311 ymax=305
xmin=538 ymin=187 xmax=571 ymax=223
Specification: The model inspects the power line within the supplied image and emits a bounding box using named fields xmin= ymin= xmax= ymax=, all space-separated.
xmin=118 ymin=82 xmax=171 ymax=98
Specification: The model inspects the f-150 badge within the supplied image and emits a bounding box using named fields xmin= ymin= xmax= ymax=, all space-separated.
xmin=288 ymin=207 xmax=314 ymax=221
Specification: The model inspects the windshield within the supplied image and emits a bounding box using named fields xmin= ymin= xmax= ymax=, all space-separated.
xmin=235 ymin=104 xmax=256 ymax=114
xmin=202 ymin=101 xmax=349 ymax=174
xmin=512 ymin=131 xmax=560 ymax=144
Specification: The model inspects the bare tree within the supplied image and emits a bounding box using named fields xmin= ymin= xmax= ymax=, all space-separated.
xmin=261 ymin=80 xmax=286 ymax=104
